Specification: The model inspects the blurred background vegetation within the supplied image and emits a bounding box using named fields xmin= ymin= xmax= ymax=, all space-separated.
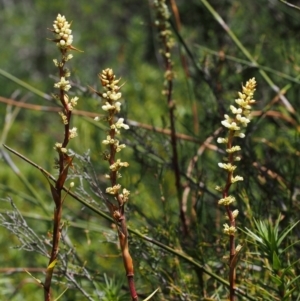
xmin=0 ymin=0 xmax=300 ymax=300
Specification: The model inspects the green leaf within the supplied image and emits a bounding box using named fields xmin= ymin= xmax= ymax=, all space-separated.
xmin=54 ymin=287 xmax=69 ymax=301
xmin=269 ymin=273 xmax=282 ymax=287
xmin=142 ymin=288 xmax=159 ymax=301
xmin=24 ymin=269 xmax=43 ymax=285
xmin=277 ymin=220 xmax=300 ymax=249
xmin=272 ymin=251 xmax=281 ymax=271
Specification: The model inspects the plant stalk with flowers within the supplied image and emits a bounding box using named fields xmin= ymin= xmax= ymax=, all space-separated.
xmin=216 ymin=78 xmax=256 ymax=301
xmin=93 ymin=68 xmax=138 ymax=301
xmin=153 ymin=0 xmax=189 ymax=235
xmin=44 ymin=14 xmax=80 ymax=301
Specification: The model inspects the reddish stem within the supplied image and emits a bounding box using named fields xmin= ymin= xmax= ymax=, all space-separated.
xmin=44 ymin=50 xmax=71 ymax=301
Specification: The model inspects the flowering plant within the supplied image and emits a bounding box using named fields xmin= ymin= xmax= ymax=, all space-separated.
xmin=216 ymin=78 xmax=256 ymax=300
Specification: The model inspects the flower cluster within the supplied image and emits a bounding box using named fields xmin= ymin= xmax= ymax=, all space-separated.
xmin=153 ymin=0 xmax=170 ymax=20
xmin=69 ymin=127 xmax=78 ymax=139
xmin=50 ymin=14 xmax=79 ymax=155
xmin=45 ymin=15 xmax=80 ymax=298
xmin=153 ymin=0 xmax=175 ymax=82
xmin=217 ymin=78 xmax=256 ymax=235
xmin=54 ymin=142 xmax=67 ymax=154
xmin=223 ymin=224 xmax=237 ymax=236
xmin=96 ymin=69 xmax=130 ymax=203
xmin=52 ymin=14 xmax=73 ymax=49
xmin=54 ymin=77 xmax=71 ymax=91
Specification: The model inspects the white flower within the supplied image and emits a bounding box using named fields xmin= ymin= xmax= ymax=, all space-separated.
xmin=102 ymin=135 xmax=114 ymax=145
xmin=234 ymin=132 xmax=245 ymax=138
xmin=232 ymin=210 xmax=239 ymax=218
xmin=230 ymin=105 xmax=242 ymax=114
xmin=53 ymin=14 xmax=73 ymax=48
xmin=102 ymin=102 xmax=115 ymax=111
xmin=218 ymin=195 xmax=235 ymax=206
xmin=218 ymin=163 xmax=237 ymax=172
xmin=64 ymin=70 xmax=71 ymax=77
xmin=70 ymin=97 xmax=78 ymax=107
xmin=235 ymin=244 xmax=242 ymax=252
xmin=58 ymin=112 xmax=68 ymax=124
xmin=236 ymin=114 xmax=250 ymax=126
xmin=235 ymin=98 xmax=251 ymax=109
xmin=53 ymin=59 xmax=59 ymax=66
xmin=54 ymin=142 xmax=62 ymax=150
xmin=221 ymin=120 xmax=240 ymax=131
xmin=112 ymin=118 xmax=129 ymax=130
xmin=120 ymin=188 xmax=130 ymax=203
xmin=106 ymin=184 xmax=121 ymax=194
xmin=226 ymin=145 xmax=241 ymax=153
xmin=69 ymin=127 xmax=78 ymax=139
xmin=215 ymin=186 xmax=223 ymax=192
xmin=217 ymin=137 xmax=228 ymax=144
xmin=54 ymin=77 xmax=71 ymax=91
xmin=223 ymin=223 xmax=237 ymax=235
xmin=109 ymin=92 xmax=122 ymax=101
xmin=116 ymin=144 xmax=126 ymax=152
xmin=66 ymin=36 xmax=73 ymax=45
xmin=109 ymin=159 xmax=129 ymax=171
xmin=54 ymin=142 xmax=68 ymax=153
xmin=238 ymin=92 xmax=246 ymax=99
xmin=231 ymin=175 xmax=244 ymax=183
xmin=115 ymin=102 xmax=121 ymax=112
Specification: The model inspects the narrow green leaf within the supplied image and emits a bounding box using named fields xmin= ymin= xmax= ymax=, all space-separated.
xmin=272 ymin=251 xmax=281 ymax=271
xmin=24 ymin=269 xmax=43 ymax=285
xmin=54 ymin=287 xmax=69 ymax=301
xmin=277 ymin=220 xmax=300 ymax=247
xmin=142 ymin=288 xmax=159 ymax=301
xmin=269 ymin=273 xmax=282 ymax=287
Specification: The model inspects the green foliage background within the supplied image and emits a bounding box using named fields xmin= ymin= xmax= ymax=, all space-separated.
xmin=0 ymin=0 xmax=300 ymax=300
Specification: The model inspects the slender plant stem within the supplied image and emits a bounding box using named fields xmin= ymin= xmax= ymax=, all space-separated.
xmin=154 ymin=1 xmax=188 ymax=235
xmin=43 ymin=28 xmax=75 ymax=299
xmin=94 ymin=69 xmax=138 ymax=300
xmin=0 ymin=68 xmax=52 ymax=100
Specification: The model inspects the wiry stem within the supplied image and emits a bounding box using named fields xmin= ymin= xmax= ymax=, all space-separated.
xmin=153 ymin=0 xmax=188 ymax=235
xmin=224 ymin=132 xmax=236 ymax=301
xmin=44 ymin=14 xmax=79 ymax=301
xmin=108 ymin=121 xmax=138 ymax=301
xmin=217 ymin=78 xmax=257 ymax=301
xmin=95 ymin=69 xmax=137 ymax=300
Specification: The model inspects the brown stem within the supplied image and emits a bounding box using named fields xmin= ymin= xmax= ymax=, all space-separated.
xmin=158 ymin=9 xmax=188 ymax=235
xmin=119 ymin=217 xmax=138 ymax=301
xmin=167 ymin=79 xmax=188 ymax=236
xmin=43 ymin=50 xmax=71 ymax=301
xmin=44 ymin=203 xmax=62 ymax=301
xmin=222 ymin=130 xmax=237 ymax=301
xmin=228 ymin=216 xmax=236 ymax=301
xmin=99 ymin=75 xmax=138 ymax=300
xmin=0 ymin=96 xmax=214 ymax=143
